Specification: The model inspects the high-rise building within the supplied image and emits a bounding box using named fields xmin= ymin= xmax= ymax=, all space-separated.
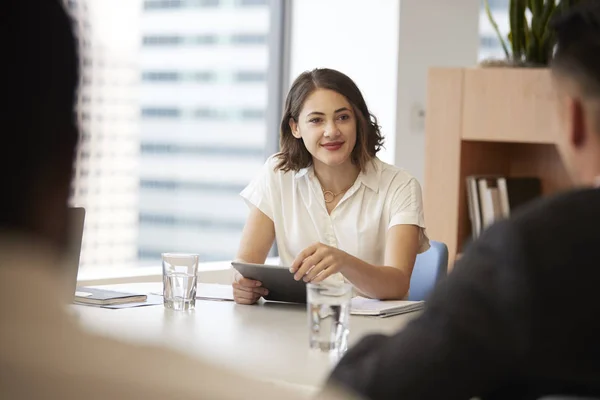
xmin=137 ymin=0 xmax=273 ymax=263
xmin=479 ymin=0 xmax=510 ymax=61
xmin=69 ymin=0 xmax=498 ymax=270
xmin=65 ymin=0 xmax=141 ymax=269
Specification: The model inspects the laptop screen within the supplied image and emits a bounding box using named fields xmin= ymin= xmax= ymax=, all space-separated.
xmin=62 ymin=207 xmax=85 ymax=302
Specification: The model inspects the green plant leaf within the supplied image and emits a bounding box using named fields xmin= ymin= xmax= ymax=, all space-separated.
xmin=510 ymin=0 xmax=528 ymax=62
xmin=503 ymin=0 xmax=583 ymax=65
xmin=539 ymin=0 xmax=557 ymax=62
xmin=530 ymin=0 xmax=543 ymax=39
xmin=510 ymin=0 xmax=519 ymax=60
xmin=523 ymin=13 xmax=530 ymax=52
xmin=526 ymin=33 xmax=538 ymax=61
xmin=485 ymin=0 xmax=510 ymax=58
xmin=531 ymin=0 xmax=542 ymax=17
xmin=541 ymin=0 xmax=556 ymax=24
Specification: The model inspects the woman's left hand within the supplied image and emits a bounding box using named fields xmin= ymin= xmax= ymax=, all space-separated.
xmin=289 ymin=242 xmax=350 ymax=283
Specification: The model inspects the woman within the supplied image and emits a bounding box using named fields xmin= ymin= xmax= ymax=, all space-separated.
xmin=233 ymin=68 xmax=429 ymax=304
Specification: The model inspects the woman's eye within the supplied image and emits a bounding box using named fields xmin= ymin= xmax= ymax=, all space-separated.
xmin=309 ymin=118 xmax=322 ymax=123
xmin=339 ymin=114 xmax=350 ymax=121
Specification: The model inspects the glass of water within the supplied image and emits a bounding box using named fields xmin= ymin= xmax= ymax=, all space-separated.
xmin=162 ymin=253 xmax=200 ymax=311
xmin=307 ymin=282 xmax=353 ymax=354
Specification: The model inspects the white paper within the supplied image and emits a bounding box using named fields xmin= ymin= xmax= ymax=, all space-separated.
xmin=350 ymin=296 xmax=424 ymax=316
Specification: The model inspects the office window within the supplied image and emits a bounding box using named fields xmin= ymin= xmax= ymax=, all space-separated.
xmin=142 ymin=34 xmax=269 ymax=47
xmin=235 ymin=70 xmax=266 ymax=82
xmin=478 ymin=0 xmax=509 ymax=61
xmin=140 ymin=179 xmax=244 ymax=193
xmin=240 ymin=108 xmax=265 ymax=119
xmin=194 ymin=71 xmax=217 ymax=82
xmin=141 ymin=107 xmax=180 ymax=117
xmin=237 ymin=0 xmax=268 ymax=6
xmin=231 ymin=33 xmax=267 ymax=45
xmin=142 ymin=71 xmax=181 ymax=81
xmin=141 ymin=143 xmax=264 ymax=157
xmin=198 ymin=0 xmax=220 ymax=6
xmin=142 ymin=35 xmax=183 ymax=46
xmin=69 ymin=0 xmax=283 ymax=271
xmin=141 ymin=70 xmax=265 ymax=83
xmin=194 ymin=107 xmax=221 ymax=119
xmin=195 ymin=35 xmax=218 ymax=45
xmin=144 ymin=0 xmax=220 ymax=9
xmin=484 ymin=0 xmax=509 ymax=10
xmin=480 ymin=34 xmax=498 ymax=48
xmin=139 ymin=213 xmax=244 ymax=231
xmin=144 ymin=0 xmax=183 ymax=10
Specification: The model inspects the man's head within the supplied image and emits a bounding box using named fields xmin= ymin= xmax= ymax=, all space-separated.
xmin=1 ymin=0 xmax=79 ymax=249
xmin=551 ymin=1 xmax=600 ymax=186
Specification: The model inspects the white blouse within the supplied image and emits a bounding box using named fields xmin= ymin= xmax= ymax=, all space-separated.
xmin=240 ymin=155 xmax=430 ymax=272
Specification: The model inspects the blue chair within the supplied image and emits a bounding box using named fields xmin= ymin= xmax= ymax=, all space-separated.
xmin=408 ymin=241 xmax=448 ymax=301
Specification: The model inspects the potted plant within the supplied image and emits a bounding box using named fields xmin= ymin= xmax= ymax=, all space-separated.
xmin=481 ymin=0 xmax=582 ymax=67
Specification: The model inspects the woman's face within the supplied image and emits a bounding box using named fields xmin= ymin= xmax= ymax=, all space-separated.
xmin=289 ymin=88 xmax=357 ymax=170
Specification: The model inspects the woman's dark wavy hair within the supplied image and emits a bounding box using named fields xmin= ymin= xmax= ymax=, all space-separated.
xmin=275 ymin=68 xmax=384 ymax=172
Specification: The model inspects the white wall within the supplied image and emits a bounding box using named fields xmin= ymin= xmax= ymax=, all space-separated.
xmin=289 ymin=0 xmax=400 ymax=164
xmin=395 ymin=0 xmax=480 ymax=185
xmin=289 ymin=0 xmax=481 ymax=186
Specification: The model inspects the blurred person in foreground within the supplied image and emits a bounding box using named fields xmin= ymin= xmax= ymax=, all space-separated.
xmin=0 ymin=1 xmax=350 ymax=399
xmin=326 ymin=1 xmax=600 ymax=399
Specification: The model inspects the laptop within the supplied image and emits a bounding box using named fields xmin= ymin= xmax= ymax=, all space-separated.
xmin=61 ymin=207 xmax=85 ymax=303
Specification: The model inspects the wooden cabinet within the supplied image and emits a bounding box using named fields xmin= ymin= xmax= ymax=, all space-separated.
xmin=423 ymin=68 xmax=572 ymax=266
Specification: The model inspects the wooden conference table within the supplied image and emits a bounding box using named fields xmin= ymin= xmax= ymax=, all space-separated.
xmin=73 ymin=282 xmax=420 ymax=393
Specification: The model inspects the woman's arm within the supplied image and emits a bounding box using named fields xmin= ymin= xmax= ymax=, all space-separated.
xmin=291 ymin=224 xmax=420 ymax=300
xmin=341 ymin=224 xmax=420 ymax=300
xmin=235 ymin=205 xmax=276 ymax=264
xmin=232 ymin=206 xmax=276 ymax=305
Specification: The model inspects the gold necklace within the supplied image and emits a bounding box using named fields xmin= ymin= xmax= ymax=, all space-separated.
xmin=322 ymin=184 xmax=353 ymax=203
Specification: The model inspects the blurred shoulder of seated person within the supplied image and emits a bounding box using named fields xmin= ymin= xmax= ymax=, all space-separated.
xmin=0 ymin=2 xmax=350 ymax=399
xmin=324 ymin=2 xmax=600 ymax=399
xmin=233 ymin=68 xmax=430 ymax=305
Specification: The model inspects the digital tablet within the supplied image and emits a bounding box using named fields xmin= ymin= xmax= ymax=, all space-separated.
xmin=231 ymin=262 xmax=307 ymax=304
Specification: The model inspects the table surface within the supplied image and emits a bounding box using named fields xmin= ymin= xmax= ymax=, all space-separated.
xmin=74 ymin=282 xmax=419 ymax=391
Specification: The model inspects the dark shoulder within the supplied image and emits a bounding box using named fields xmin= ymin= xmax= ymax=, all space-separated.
xmin=450 ymin=189 xmax=600 ymax=306
xmin=465 ymin=188 xmax=600 ymax=273
xmin=505 ymin=188 xmax=600 ymax=236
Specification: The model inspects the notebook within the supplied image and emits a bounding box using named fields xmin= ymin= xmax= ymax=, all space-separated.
xmin=350 ymin=296 xmax=425 ymax=317
xmin=74 ymin=287 xmax=147 ymax=306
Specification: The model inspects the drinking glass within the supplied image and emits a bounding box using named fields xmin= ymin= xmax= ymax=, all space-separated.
xmin=307 ymin=282 xmax=353 ymax=354
xmin=162 ymin=253 xmax=200 ymax=311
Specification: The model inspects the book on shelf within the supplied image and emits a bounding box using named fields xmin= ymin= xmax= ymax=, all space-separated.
xmin=466 ymin=175 xmax=541 ymax=238
xmin=74 ymin=287 xmax=147 ymax=306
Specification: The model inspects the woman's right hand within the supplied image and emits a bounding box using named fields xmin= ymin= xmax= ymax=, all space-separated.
xmin=232 ymin=271 xmax=269 ymax=305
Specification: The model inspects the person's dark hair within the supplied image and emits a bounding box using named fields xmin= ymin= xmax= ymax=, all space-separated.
xmin=275 ymin=68 xmax=384 ymax=172
xmin=550 ymin=0 xmax=600 ymax=98
xmin=2 ymin=0 xmax=79 ymax=245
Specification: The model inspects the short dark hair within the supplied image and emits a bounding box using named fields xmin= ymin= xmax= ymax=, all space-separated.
xmin=275 ymin=68 xmax=384 ymax=173
xmin=1 ymin=0 xmax=78 ymax=235
xmin=550 ymin=0 xmax=600 ymax=98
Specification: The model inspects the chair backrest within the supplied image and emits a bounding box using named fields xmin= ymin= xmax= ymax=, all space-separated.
xmin=408 ymin=240 xmax=448 ymax=301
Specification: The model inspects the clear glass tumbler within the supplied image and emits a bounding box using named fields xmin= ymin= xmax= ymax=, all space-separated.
xmin=162 ymin=253 xmax=200 ymax=311
xmin=307 ymin=282 xmax=353 ymax=354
